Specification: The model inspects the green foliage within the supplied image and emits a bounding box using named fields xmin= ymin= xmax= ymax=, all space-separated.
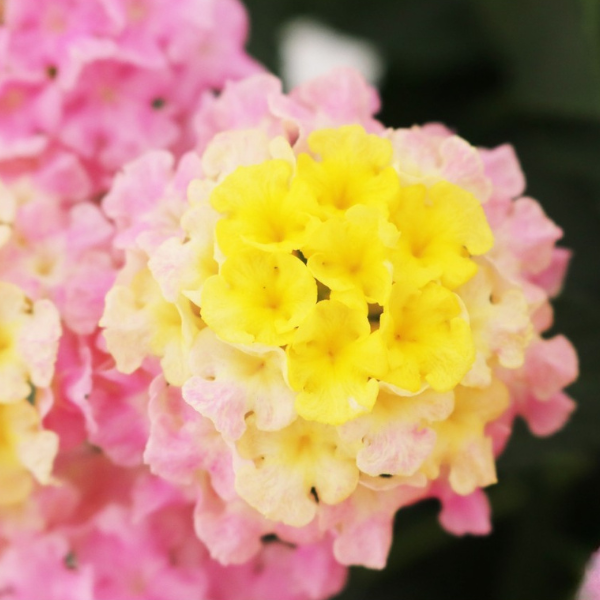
xmin=242 ymin=0 xmax=600 ymax=597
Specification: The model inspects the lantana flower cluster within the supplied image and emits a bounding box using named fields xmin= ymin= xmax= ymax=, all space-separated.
xmin=0 ymin=1 xmax=349 ymax=597
xmin=99 ymin=71 xmax=578 ymax=569
xmin=0 ymin=0 xmax=579 ymax=596
xmin=0 ymin=0 xmax=260 ymax=197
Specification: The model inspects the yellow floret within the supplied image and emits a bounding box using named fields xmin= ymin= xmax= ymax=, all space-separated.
xmin=211 ymin=160 xmax=317 ymax=256
xmin=0 ymin=399 xmax=58 ymax=506
xmin=296 ymin=125 xmax=400 ymax=219
xmin=0 ymin=285 xmax=28 ymax=398
xmin=380 ymin=282 xmax=475 ymax=393
xmin=0 ymin=281 xmax=61 ymax=402
xmin=303 ymin=205 xmax=395 ymax=309
xmin=101 ymin=265 xmax=200 ymax=386
xmin=235 ymin=416 xmax=359 ymax=526
xmin=390 ymin=181 xmax=494 ymax=290
xmin=287 ymin=300 xmax=387 ymax=425
xmin=422 ymin=378 xmax=510 ymax=494
xmin=0 ymin=314 xmax=19 ymax=369
xmin=201 ymin=250 xmax=317 ymax=347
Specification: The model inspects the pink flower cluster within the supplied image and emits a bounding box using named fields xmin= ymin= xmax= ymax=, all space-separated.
xmin=0 ymin=0 xmax=260 ymax=197
xmin=0 ymin=449 xmax=344 ymax=600
xmin=0 ymin=1 xmax=579 ymax=597
xmin=0 ymin=1 xmax=346 ymax=597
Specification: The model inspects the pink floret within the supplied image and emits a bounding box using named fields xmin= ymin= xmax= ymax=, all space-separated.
xmin=0 ymin=449 xmax=347 ymax=600
xmin=0 ymin=0 xmax=262 ymax=193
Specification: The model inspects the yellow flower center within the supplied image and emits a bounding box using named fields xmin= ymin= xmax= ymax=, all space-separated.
xmin=190 ymin=126 xmax=493 ymax=424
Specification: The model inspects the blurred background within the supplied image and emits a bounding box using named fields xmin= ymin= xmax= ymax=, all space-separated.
xmin=242 ymin=0 xmax=600 ymax=598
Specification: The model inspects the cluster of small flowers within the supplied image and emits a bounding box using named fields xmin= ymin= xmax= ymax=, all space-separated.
xmin=0 ymin=0 xmax=260 ymax=197
xmin=100 ymin=69 xmax=578 ymax=570
xmin=0 ymin=1 xmax=345 ymax=598
xmin=0 ymin=1 xmax=579 ymax=598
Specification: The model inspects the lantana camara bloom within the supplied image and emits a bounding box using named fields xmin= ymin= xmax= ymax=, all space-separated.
xmin=99 ymin=68 xmax=578 ymax=569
